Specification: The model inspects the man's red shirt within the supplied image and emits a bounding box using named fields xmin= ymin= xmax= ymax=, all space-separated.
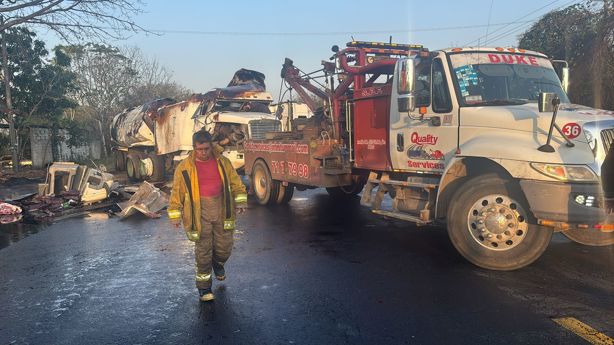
xmin=195 ymin=158 xmax=222 ymax=197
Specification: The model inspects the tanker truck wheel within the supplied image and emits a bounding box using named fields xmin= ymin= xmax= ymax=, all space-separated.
xmin=562 ymin=228 xmax=614 ymax=246
xmin=252 ymin=160 xmax=279 ymax=205
xmin=146 ymin=154 xmax=166 ymax=182
xmin=114 ymin=151 xmax=126 ymax=172
xmin=276 ymin=183 xmax=294 ymax=204
xmin=126 ymin=154 xmax=142 ymax=182
xmin=447 ymin=174 xmax=553 ymax=270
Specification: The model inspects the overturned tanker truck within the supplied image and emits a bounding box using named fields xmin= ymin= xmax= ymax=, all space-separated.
xmin=111 ymin=69 xmax=281 ymax=181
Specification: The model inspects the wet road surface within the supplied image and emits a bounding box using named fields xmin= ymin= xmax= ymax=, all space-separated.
xmin=1 ymin=189 xmax=613 ymax=344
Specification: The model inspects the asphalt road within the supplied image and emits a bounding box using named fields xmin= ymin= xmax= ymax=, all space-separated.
xmin=1 ymin=189 xmax=613 ymax=344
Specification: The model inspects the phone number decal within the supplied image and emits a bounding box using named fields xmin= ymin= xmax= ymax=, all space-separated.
xmin=271 ymin=160 xmax=309 ymax=179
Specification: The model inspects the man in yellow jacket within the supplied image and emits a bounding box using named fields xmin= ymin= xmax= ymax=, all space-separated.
xmin=168 ymin=130 xmax=247 ymax=302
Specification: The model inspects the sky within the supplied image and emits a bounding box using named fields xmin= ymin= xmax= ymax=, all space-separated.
xmin=40 ymin=0 xmax=582 ymax=104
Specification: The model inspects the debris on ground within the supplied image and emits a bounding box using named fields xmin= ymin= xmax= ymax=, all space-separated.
xmin=0 ymin=202 xmax=22 ymax=224
xmin=1 ymin=162 xmax=169 ymax=224
xmin=0 ymin=162 xmax=121 ymax=223
xmin=117 ymin=181 xmax=169 ymax=219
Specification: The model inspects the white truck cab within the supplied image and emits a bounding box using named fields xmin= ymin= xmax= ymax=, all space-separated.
xmin=385 ymin=47 xmax=613 ymax=268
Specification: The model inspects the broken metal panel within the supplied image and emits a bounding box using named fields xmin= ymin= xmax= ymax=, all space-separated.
xmin=118 ymin=181 xmax=169 ymax=219
xmin=227 ymin=69 xmax=266 ymax=88
xmin=154 ymin=100 xmax=203 ymax=155
xmin=40 ymin=162 xmax=116 ymax=205
xmin=111 ymin=98 xmax=176 ymax=148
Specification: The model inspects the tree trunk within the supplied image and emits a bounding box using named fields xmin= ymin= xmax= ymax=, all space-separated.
xmin=98 ymin=119 xmax=108 ymax=158
xmin=1 ymin=17 xmax=18 ymax=172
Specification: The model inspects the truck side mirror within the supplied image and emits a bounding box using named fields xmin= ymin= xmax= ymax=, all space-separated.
xmin=551 ymin=60 xmax=569 ymax=94
xmin=560 ymin=67 xmax=569 ymax=94
xmin=396 ymin=58 xmax=416 ymax=113
xmin=398 ymin=94 xmax=416 ymax=113
xmin=538 ymin=92 xmax=556 ymax=113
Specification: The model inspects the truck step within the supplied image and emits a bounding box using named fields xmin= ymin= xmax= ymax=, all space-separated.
xmin=371 ymin=210 xmax=432 ymax=225
xmin=368 ymin=179 xmax=438 ymax=189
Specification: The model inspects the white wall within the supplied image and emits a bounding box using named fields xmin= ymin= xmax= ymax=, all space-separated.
xmin=30 ymin=127 xmax=102 ymax=168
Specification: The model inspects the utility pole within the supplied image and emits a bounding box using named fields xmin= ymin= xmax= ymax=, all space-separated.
xmin=0 ymin=15 xmax=18 ymax=172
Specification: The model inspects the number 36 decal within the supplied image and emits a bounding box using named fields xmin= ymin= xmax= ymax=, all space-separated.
xmin=562 ymin=123 xmax=581 ymax=139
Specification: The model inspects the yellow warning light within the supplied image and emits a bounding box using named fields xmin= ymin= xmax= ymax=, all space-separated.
xmin=451 ymin=48 xmax=462 ymax=52
xmin=507 ymin=48 xmax=516 ymax=53
xmin=419 ymin=107 xmax=427 ymax=115
xmin=518 ymin=48 xmax=526 ymax=53
xmin=495 ymin=47 xmax=505 ymax=52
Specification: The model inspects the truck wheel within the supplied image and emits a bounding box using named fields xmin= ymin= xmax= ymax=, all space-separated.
xmin=447 ymin=174 xmax=553 ymax=270
xmin=326 ymin=179 xmax=365 ymax=198
xmin=252 ymin=160 xmax=279 ymax=205
xmin=562 ymin=229 xmax=614 ymax=246
xmin=276 ymin=183 xmax=294 ymax=204
xmin=114 ymin=151 xmax=126 ymax=172
xmin=126 ymin=154 xmax=142 ymax=182
xmin=148 ymin=155 xmax=166 ymax=182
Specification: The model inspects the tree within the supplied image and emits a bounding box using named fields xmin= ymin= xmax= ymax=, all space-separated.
xmin=61 ymin=44 xmax=191 ymax=157
xmin=0 ymin=0 xmax=145 ymax=41
xmin=0 ymin=0 xmax=146 ymax=171
xmin=120 ymin=48 xmax=192 ymax=107
xmin=518 ymin=1 xmax=613 ymax=109
xmin=60 ymin=43 xmax=137 ymax=157
xmin=0 ymin=27 xmax=76 ymax=163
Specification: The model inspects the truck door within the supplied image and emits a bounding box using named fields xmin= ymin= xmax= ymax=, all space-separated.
xmin=389 ymin=56 xmax=457 ymax=173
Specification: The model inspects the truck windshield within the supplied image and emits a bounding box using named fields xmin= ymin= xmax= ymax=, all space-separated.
xmin=449 ymin=52 xmax=570 ymax=107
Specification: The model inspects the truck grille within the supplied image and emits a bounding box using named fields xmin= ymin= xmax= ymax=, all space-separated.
xmin=249 ymin=119 xmax=281 ymax=140
xmin=602 ymin=128 xmax=614 ymax=153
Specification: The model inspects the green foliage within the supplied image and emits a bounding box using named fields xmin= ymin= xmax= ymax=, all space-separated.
xmin=519 ymin=1 xmax=614 ymax=109
xmin=0 ymin=27 xmax=78 ymax=128
xmin=60 ymin=118 xmax=90 ymax=149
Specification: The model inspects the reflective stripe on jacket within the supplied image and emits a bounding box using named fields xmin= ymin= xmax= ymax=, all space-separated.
xmin=168 ymin=151 xmax=247 ymax=241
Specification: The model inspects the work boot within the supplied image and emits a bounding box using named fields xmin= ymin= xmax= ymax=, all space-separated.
xmin=199 ymin=288 xmax=214 ymax=302
xmin=214 ymin=268 xmax=225 ymax=281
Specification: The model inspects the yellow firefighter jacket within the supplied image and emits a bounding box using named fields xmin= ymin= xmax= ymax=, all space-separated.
xmin=168 ymin=151 xmax=247 ymax=241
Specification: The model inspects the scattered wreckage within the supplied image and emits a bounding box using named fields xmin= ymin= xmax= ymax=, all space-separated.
xmin=0 ymin=162 xmax=169 ymax=224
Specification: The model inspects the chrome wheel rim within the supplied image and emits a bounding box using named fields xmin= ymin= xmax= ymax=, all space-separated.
xmin=467 ymin=194 xmax=528 ymax=251
xmin=253 ymin=165 xmax=268 ymax=200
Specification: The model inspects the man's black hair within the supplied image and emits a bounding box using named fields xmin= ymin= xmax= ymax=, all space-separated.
xmin=193 ymin=130 xmax=213 ymax=145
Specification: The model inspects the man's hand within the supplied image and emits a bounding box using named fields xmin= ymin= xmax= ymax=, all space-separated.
xmin=236 ymin=205 xmax=247 ymax=216
xmin=169 ymin=218 xmax=182 ymax=229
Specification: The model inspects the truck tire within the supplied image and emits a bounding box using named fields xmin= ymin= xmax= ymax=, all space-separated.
xmin=114 ymin=151 xmax=126 ymax=172
xmin=148 ymin=154 xmax=166 ymax=182
xmin=447 ymin=174 xmax=553 ymax=270
xmin=276 ymin=183 xmax=294 ymax=204
xmin=252 ymin=160 xmax=279 ymax=205
xmin=326 ymin=179 xmax=365 ymax=198
xmin=126 ymin=154 xmax=142 ymax=182
xmin=562 ymin=229 xmax=614 ymax=246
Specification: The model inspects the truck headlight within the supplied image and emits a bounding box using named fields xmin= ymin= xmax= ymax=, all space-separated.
xmin=530 ymin=163 xmax=597 ymax=182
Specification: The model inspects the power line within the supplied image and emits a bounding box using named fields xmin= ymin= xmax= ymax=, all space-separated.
xmin=145 ymin=21 xmax=538 ymax=37
xmin=463 ymin=0 xmax=563 ymax=46
xmin=481 ymin=0 xmax=580 ymax=46
xmin=485 ymin=0 xmax=495 ymax=43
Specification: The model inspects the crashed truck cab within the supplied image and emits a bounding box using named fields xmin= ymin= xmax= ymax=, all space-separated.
xmin=190 ymin=83 xmax=281 ymax=172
